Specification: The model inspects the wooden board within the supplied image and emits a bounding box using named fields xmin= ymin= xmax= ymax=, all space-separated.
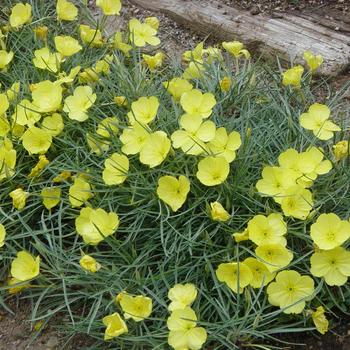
xmin=129 ymin=0 xmax=350 ymax=76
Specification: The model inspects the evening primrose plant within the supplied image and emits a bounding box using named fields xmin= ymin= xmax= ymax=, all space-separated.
xmin=0 ymin=1 xmax=350 ymax=349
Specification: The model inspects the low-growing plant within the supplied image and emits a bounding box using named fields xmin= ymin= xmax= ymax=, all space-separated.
xmin=0 ymin=1 xmax=350 ymax=349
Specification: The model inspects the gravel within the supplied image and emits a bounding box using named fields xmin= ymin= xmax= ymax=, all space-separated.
xmin=222 ymin=0 xmax=349 ymax=14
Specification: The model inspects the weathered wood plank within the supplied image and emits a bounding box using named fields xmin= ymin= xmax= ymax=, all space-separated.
xmin=129 ymin=0 xmax=350 ymax=76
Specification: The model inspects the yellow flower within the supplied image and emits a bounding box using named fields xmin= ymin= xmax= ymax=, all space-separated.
xmin=145 ymin=17 xmax=160 ymax=30
xmin=247 ymin=213 xmax=287 ymax=246
xmin=42 ymin=113 xmax=64 ymax=136
xmin=12 ymin=99 xmax=41 ymax=126
xmin=255 ymin=243 xmax=293 ymax=272
xmin=222 ymin=41 xmax=250 ymax=58
xmin=0 ymin=139 xmax=16 ymax=181
xmin=78 ymin=68 xmax=99 ymax=84
xmin=120 ymin=123 xmax=150 ymax=155
xmin=196 ymin=156 xmax=230 ymax=186
xmin=0 ymin=93 xmax=9 ymax=116
xmin=256 ymin=167 xmax=294 ymax=203
xmin=311 ymin=306 xmax=329 ymax=335
xmin=219 ymin=76 xmax=231 ymax=92
xmin=95 ymin=57 xmax=111 ymax=74
xmin=127 ymin=96 xmax=159 ymax=125
xmin=9 ymin=3 xmax=32 ymax=28
xmin=0 ymin=50 xmax=14 ymax=70
xmin=129 ymin=18 xmax=160 ymax=47
xmin=9 ymin=188 xmax=29 ymax=210
xmin=183 ymin=42 xmax=204 ymax=63
xmin=310 ymin=213 xmax=350 ymax=250
xmin=53 ymin=170 xmax=71 ymax=183
xmin=79 ymin=255 xmax=101 ymax=273
xmin=0 ymin=224 xmax=6 ymax=247
xmin=310 ymin=247 xmax=350 ymax=286
xmin=75 ymin=207 xmax=119 ymax=245
xmin=63 ymin=86 xmax=96 ymax=121
xmin=0 ymin=116 xmax=10 ymax=137
xmin=113 ymin=31 xmax=132 ymax=55
xmin=33 ymin=320 xmax=44 ymax=331
xmin=300 ymin=103 xmax=340 ymax=140
xmin=32 ymin=47 xmax=61 ymax=73
xmin=31 ymin=80 xmax=63 ymax=113
xmin=171 ymin=115 xmax=215 ymax=156
xmin=167 ymin=307 xmax=207 ymax=350
xmin=79 ymin=25 xmax=103 ymax=47
xmin=303 ymin=51 xmax=323 ymax=72
xmin=22 ymin=127 xmax=52 ymax=154
xmin=168 ymin=283 xmax=197 ymax=311
xmin=69 ymin=177 xmax=93 ymax=207
xmin=280 ymin=185 xmax=313 ymax=220
xmin=103 ymin=312 xmax=128 ymax=340
xmin=13 ymin=117 xmax=27 ymax=134
xmin=163 ymin=77 xmax=193 ymax=102
xmin=28 ymin=154 xmax=49 ymax=177
xmin=11 ymin=251 xmax=40 ymax=281
xmin=116 ymin=292 xmax=153 ymax=322
xmin=232 ymin=228 xmax=249 ymax=243
xmin=96 ymin=0 xmax=121 ymax=15
xmin=139 ymin=131 xmax=171 ymax=168
xmin=333 ymin=140 xmax=349 ymax=161
xmin=41 ymin=187 xmax=61 ymax=210
xmin=86 ymin=133 xmax=110 ymax=155
xmin=54 ymin=35 xmax=82 ymax=57
xmin=180 ymin=89 xmax=216 ymax=119
xmin=97 ymin=117 xmax=119 ymax=138
xmin=267 ymin=270 xmax=314 ymax=314
xmin=210 ymin=202 xmax=230 ymax=222
xmin=142 ymin=52 xmax=165 ymax=71
xmin=102 ymin=153 xmax=129 ymax=185
xmin=157 ymin=175 xmax=190 ymax=212
xmin=56 ymin=0 xmax=78 ymax=21
xmin=8 ymin=277 xmax=28 ymax=294
xmin=6 ymin=81 xmax=20 ymax=101
xmin=56 ymin=65 xmax=81 ymax=85
xmin=204 ymin=46 xmax=223 ymax=63
xmin=216 ymin=262 xmax=253 ymax=293
xmin=33 ymin=26 xmax=48 ymax=41
xmin=296 ymin=149 xmax=323 ymax=181
xmin=243 ymin=257 xmax=275 ymax=288
xmin=282 ymin=65 xmax=304 ymax=88
xmin=207 ymin=127 xmax=241 ymax=163
xmin=182 ymin=61 xmax=205 ymax=80
xmin=114 ymin=95 xmax=128 ymax=106
xmin=279 ymin=147 xmax=332 ymax=187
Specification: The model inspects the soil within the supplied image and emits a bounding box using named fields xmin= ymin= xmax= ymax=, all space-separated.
xmin=0 ymin=300 xmax=92 ymax=350
xmin=223 ymin=0 xmax=349 ymax=14
xmin=277 ymin=315 xmax=350 ymax=350
xmin=2 ymin=299 xmax=350 ymax=350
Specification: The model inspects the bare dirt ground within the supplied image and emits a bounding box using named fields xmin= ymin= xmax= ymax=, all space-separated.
xmin=0 ymin=300 xmax=89 ymax=350
xmin=224 ymin=0 xmax=349 ymax=14
xmin=1 ymin=1 xmax=349 ymax=349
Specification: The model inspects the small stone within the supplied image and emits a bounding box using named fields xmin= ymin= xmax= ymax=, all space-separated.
xmin=250 ymin=6 xmax=260 ymax=15
xmin=12 ymin=326 xmax=26 ymax=340
xmin=46 ymin=336 xmax=59 ymax=349
xmin=271 ymin=12 xmax=284 ymax=18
